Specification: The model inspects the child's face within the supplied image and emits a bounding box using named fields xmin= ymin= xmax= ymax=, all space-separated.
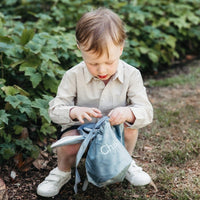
xmin=79 ymin=41 xmax=123 ymax=82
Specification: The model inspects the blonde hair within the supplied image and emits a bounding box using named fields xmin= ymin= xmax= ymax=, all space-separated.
xmin=76 ymin=7 xmax=126 ymax=57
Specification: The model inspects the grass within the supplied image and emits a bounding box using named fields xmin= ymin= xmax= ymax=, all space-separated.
xmin=139 ymin=61 xmax=200 ymax=199
xmin=128 ymin=61 xmax=200 ymax=199
xmin=145 ymin=63 xmax=200 ymax=88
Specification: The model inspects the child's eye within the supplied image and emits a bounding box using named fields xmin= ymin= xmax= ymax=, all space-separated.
xmin=90 ymin=63 xmax=98 ymax=66
xmin=106 ymin=61 xmax=115 ymax=65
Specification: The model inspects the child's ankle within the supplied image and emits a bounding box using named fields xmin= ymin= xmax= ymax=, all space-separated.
xmin=57 ymin=166 xmax=71 ymax=173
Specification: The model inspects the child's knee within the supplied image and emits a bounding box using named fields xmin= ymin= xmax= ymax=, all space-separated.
xmin=57 ymin=129 xmax=81 ymax=156
xmin=58 ymin=143 xmax=81 ymax=156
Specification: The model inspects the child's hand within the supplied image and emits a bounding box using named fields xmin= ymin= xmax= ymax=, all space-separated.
xmin=70 ymin=107 xmax=102 ymax=124
xmin=108 ymin=107 xmax=135 ymax=126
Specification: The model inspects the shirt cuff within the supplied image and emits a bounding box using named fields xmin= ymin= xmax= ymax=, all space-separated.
xmin=125 ymin=107 xmax=152 ymax=129
xmin=49 ymin=105 xmax=76 ymax=125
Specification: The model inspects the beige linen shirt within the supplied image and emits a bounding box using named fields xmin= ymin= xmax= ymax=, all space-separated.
xmin=49 ymin=60 xmax=153 ymax=131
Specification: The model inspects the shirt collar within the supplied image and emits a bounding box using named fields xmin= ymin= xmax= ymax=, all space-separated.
xmin=111 ymin=60 xmax=123 ymax=83
xmin=83 ymin=60 xmax=124 ymax=84
xmin=83 ymin=62 xmax=94 ymax=84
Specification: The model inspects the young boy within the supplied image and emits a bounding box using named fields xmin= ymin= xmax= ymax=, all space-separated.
xmin=37 ymin=7 xmax=153 ymax=198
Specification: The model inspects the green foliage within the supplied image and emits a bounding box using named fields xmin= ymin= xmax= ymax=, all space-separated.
xmin=0 ymin=0 xmax=200 ymax=162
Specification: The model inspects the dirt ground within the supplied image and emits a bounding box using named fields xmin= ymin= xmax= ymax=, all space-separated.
xmin=1 ymin=59 xmax=200 ymax=200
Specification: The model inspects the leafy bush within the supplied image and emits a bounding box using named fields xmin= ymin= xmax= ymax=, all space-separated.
xmin=121 ymin=0 xmax=200 ymax=70
xmin=0 ymin=0 xmax=200 ymax=163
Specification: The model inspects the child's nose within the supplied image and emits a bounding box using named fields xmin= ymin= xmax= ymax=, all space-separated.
xmin=98 ymin=65 xmax=106 ymax=74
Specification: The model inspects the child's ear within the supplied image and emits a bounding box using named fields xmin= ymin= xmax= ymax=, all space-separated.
xmin=77 ymin=44 xmax=80 ymax=49
xmin=120 ymin=43 xmax=124 ymax=51
xmin=119 ymin=44 xmax=124 ymax=55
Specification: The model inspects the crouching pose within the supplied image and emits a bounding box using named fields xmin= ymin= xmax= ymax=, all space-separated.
xmin=37 ymin=7 xmax=153 ymax=198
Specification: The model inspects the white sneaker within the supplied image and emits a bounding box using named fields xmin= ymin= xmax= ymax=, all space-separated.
xmin=37 ymin=167 xmax=71 ymax=197
xmin=125 ymin=160 xmax=151 ymax=186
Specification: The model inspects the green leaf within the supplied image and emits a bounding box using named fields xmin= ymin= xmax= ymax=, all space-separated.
xmin=0 ymin=143 xmax=15 ymax=160
xmin=5 ymin=95 xmax=21 ymax=108
xmin=3 ymin=44 xmax=23 ymax=57
xmin=20 ymin=66 xmax=42 ymax=88
xmin=0 ymin=78 xmax=6 ymax=85
xmin=25 ymin=40 xmax=42 ymax=54
xmin=166 ymin=35 xmax=176 ymax=49
xmin=0 ymin=12 xmax=5 ymax=22
xmin=129 ymin=40 xmax=139 ymax=47
xmin=173 ymin=51 xmax=179 ymax=59
xmin=13 ymin=85 xmax=29 ymax=96
xmin=15 ymin=138 xmax=40 ymax=158
xmin=15 ymin=95 xmax=31 ymax=105
xmin=63 ymin=33 xmax=76 ymax=49
xmin=40 ymin=61 xmax=55 ymax=77
xmin=42 ymin=94 xmax=53 ymax=102
xmin=40 ymin=50 xmax=60 ymax=63
xmin=20 ymin=29 xmax=35 ymax=46
xmin=31 ymin=146 xmax=40 ymax=159
xmin=4 ymin=0 xmax=18 ymax=6
xmin=15 ymin=138 xmax=32 ymax=149
xmin=40 ymin=123 xmax=56 ymax=136
xmin=0 ymin=110 xmax=10 ymax=125
xmin=1 ymin=84 xmax=29 ymax=97
xmin=43 ymin=76 xmax=59 ymax=93
xmin=40 ymin=108 xmax=51 ymax=123
xmin=12 ymin=21 xmax=24 ymax=36
xmin=0 ymin=36 xmax=13 ymax=52
xmin=139 ymin=46 xmax=149 ymax=54
xmin=186 ymin=12 xmax=200 ymax=25
xmin=30 ymin=73 xmax=42 ymax=88
xmin=148 ymin=52 xmax=159 ymax=63
xmin=5 ymin=95 xmax=31 ymax=110
xmin=74 ymin=49 xmax=82 ymax=58
xmin=25 ymin=33 xmax=48 ymax=54
xmin=18 ymin=104 xmax=34 ymax=118
xmin=0 ymin=36 xmax=13 ymax=43
xmin=32 ymin=98 xmax=51 ymax=123
xmin=10 ymin=60 xmax=24 ymax=68
xmin=22 ymin=66 xmax=36 ymax=75
xmin=19 ymin=57 xmax=41 ymax=71
xmin=32 ymin=99 xmax=49 ymax=110
xmin=170 ymin=17 xmax=190 ymax=29
xmin=35 ymin=13 xmax=52 ymax=21
xmin=1 ymin=86 xmax=19 ymax=95
xmin=13 ymin=125 xmax=23 ymax=135
xmin=154 ymin=17 xmax=170 ymax=27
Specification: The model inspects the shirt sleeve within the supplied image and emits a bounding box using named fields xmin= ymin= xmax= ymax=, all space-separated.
xmin=48 ymin=71 xmax=79 ymax=126
xmin=126 ymin=69 xmax=153 ymax=129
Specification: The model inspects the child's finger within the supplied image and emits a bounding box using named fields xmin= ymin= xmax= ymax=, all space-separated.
xmin=108 ymin=109 xmax=113 ymax=117
xmin=77 ymin=116 xmax=85 ymax=124
xmin=83 ymin=113 xmax=92 ymax=122
xmin=92 ymin=112 xmax=102 ymax=118
xmin=89 ymin=109 xmax=102 ymax=118
xmin=92 ymin=108 xmax=102 ymax=114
